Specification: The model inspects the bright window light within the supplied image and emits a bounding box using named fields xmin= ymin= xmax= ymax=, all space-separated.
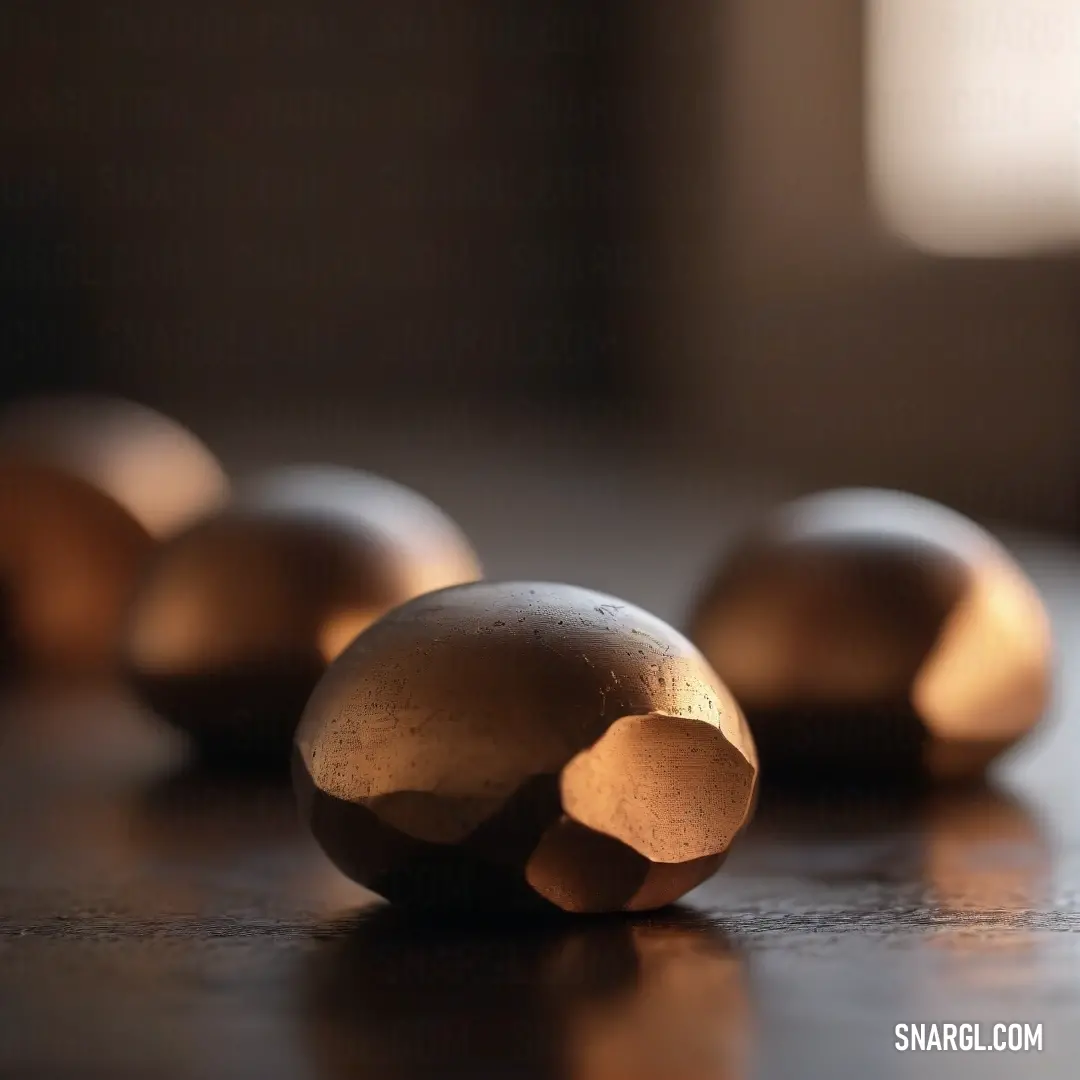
xmin=868 ymin=0 xmax=1080 ymax=256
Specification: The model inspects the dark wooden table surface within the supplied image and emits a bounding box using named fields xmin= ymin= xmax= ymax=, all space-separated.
xmin=2 ymin=423 xmax=1079 ymax=1079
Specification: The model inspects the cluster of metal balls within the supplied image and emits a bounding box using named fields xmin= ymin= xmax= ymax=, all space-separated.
xmin=0 ymin=396 xmax=1053 ymax=914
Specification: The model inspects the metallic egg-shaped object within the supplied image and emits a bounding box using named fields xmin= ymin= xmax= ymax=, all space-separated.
xmin=122 ymin=466 xmax=482 ymax=765
xmin=294 ymin=581 xmax=758 ymax=914
xmin=0 ymin=396 xmax=228 ymax=674
xmin=688 ymin=489 xmax=1053 ymax=787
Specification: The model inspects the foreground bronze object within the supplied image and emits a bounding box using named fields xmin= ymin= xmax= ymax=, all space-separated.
xmin=123 ymin=467 xmax=481 ymax=765
xmin=688 ymin=489 xmax=1053 ymax=787
xmin=295 ymin=581 xmax=758 ymax=913
xmin=0 ymin=396 xmax=228 ymax=674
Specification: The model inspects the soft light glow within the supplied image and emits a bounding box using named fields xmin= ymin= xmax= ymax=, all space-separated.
xmin=317 ymin=608 xmax=380 ymax=664
xmin=559 ymin=713 xmax=756 ymax=863
xmin=868 ymin=0 xmax=1080 ymax=255
xmin=912 ymin=559 xmax=1052 ymax=743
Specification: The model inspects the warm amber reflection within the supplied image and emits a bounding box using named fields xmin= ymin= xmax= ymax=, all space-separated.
xmin=304 ymin=908 xmax=750 ymax=1080
xmin=745 ymin=784 xmax=1051 ymax=982
xmin=560 ymin=920 xmax=752 ymax=1080
xmin=921 ymin=788 xmax=1052 ymax=982
xmin=748 ymin=786 xmax=1049 ymax=899
xmin=0 ymin=683 xmax=363 ymax=916
xmin=923 ymin=788 xmax=1049 ymax=912
xmin=0 ymin=685 xmax=361 ymax=1080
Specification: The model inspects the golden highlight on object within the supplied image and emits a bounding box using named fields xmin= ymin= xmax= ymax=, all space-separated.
xmin=913 ymin=561 xmax=1052 ymax=748
xmin=317 ymin=608 xmax=383 ymax=664
xmin=560 ymin=712 xmax=756 ymax=863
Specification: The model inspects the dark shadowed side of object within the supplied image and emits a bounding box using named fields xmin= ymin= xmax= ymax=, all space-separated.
xmin=688 ymin=489 xmax=1053 ymax=789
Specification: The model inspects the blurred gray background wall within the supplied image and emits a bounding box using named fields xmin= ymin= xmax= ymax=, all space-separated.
xmin=2 ymin=1 xmax=1078 ymax=527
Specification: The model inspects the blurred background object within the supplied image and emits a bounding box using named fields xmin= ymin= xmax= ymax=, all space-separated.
xmin=716 ymin=0 xmax=1080 ymax=529
xmin=3 ymin=1 xmax=1080 ymax=532
xmin=689 ymin=489 xmax=1053 ymax=788
xmin=868 ymin=0 xmax=1080 ymax=257
xmin=0 ymin=1 xmax=646 ymax=421
xmin=0 ymin=396 xmax=227 ymax=675
xmin=122 ymin=466 xmax=481 ymax=766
